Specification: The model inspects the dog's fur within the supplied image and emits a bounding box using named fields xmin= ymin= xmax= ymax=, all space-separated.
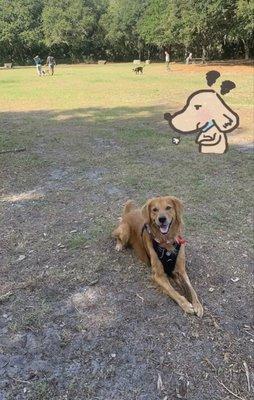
xmin=133 ymin=66 xmax=144 ymax=74
xmin=113 ymin=196 xmax=203 ymax=317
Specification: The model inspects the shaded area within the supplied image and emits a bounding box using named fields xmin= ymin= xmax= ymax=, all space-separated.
xmin=0 ymin=106 xmax=253 ymax=399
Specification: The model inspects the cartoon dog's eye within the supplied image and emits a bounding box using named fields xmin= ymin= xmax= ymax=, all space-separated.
xmin=194 ymin=105 xmax=202 ymax=110
xmin=152 ymin=207 xmax=158 ymax=212
xmin=166 ymin=206 xmax=172 ymax=210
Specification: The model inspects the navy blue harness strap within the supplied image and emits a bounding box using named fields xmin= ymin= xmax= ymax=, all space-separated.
xmin=141 ymin=224 xmax=181 ymax=277
xmin=152 ymin=239 xmax=181 ymax=277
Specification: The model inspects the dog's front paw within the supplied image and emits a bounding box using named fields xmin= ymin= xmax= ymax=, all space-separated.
xmin=115 ymin=242 xmax=123 ymax=252
xmin=193 ymin=301 xmax=204 ymax=318
xmin=180 ymin=301 xmax=195 ymax=315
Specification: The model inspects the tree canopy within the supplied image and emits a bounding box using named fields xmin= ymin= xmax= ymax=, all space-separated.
xmin=0 ymin=0 xmax=253 ymax=64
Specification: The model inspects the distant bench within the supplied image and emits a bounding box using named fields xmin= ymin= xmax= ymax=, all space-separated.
xmin=98 ymin=60 xmax=107 ymax=64
xmin=4 ymin=63 xmax=12 ymax=69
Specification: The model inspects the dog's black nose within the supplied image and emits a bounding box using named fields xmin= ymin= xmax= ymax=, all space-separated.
xmin=159 ymin=216 xmax=167 ymax=224
xmin=164 ymin=113 xmax=171 ymax=121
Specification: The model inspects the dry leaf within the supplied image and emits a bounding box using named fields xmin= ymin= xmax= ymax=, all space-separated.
xmin=157 ymin=373 xmax=164 ymax=392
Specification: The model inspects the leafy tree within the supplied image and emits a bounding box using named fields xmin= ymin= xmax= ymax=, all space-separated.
xmin=139 ymin=0 xmax=183 ymax=48
xmin=0 ymin=0 xmax=43 ymax=62
xmin=180 ymin=0 xmax=237 ymax=59
xmin=228 ymin=0 xmax=254 ymax=59
xmin=42 ymin=0 xmax=97 ymax=60
xmin=0 ymin=0 xmax=253 ymax=63
xmin=101 ymin=0 xmax=149 ymax=60
xmin=139 ymin=0 xmax=245 ymax=60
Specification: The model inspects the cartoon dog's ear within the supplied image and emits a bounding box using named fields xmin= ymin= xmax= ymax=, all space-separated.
xmin=214 ymin=108 xmax=239 ymax=132
xmin=220 ymin=80 xmax=236 ymax=95
xmin=206 ymin=70 xmax=221 ymax=87
xmin=141 ymin=199 xmax=152 ymax=223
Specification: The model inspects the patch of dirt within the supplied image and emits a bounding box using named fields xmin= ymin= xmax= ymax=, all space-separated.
xmin=169 ymin=62 xmax=253 ymax=74
xmin=0 ymin=108 xmax=253 ymax=400
xmin=235 ymin=144 xmax=254 ymax=153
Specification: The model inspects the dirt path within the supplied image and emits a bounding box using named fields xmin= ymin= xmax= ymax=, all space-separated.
xmin=0 ymin=106 xmax=253 ymax=399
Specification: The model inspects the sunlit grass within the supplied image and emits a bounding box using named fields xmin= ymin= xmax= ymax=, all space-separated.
xmin=0 ymin=63 xmax=252 ymax=111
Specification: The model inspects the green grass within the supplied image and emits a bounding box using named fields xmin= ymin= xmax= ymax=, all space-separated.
xmin=1 ymin=62 xmax=253 ymax=304
xmin=0 ymin=62 xmax=253 ymax=400
xmin=0 ymin=63 xmax=253 ymax=111
xmin=27 ymin=381 xmax=56 ymax=400
xmin=67 ymin=233 xmax=87 ymax=249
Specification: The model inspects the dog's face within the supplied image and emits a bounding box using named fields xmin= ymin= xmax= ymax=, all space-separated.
xmin=142 ymin=196 xmax=183 ymax=235
xmin=165 ymin=90 xmax=239 ymax=134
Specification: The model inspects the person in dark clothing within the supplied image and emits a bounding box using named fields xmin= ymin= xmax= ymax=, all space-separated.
xmin=33 ymin=55 xmax=43 ymax=76
xmin=46 ymin=55 xmax=56 ymax=75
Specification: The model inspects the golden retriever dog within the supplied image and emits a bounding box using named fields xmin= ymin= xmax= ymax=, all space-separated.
xmin=113 ymin=196 xmax=203 ymax=317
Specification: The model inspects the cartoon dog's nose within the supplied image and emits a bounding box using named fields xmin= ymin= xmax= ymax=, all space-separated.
xmin=164 ymin=113 xmax=172 ymax=121
xmin=158 ymin=216 xmax=167 ymax=224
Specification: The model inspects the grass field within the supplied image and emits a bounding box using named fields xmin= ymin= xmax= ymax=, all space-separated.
xmin=0 ymin=63 xmax=253 ymax=400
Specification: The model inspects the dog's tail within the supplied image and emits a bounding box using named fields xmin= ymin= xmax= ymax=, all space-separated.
xmin=123 ymin=200 xmax=136 ymax=216
xmin=172 ymin=272 xmax=192 ymax=303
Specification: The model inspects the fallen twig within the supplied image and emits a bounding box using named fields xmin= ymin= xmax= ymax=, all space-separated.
xmin=0 ymin=147 xmax=26 ymax=155
xmin=244 ymin=330 xmax=254 ymax=338
xmin=214 ymin=377 xmax=246 ymax=400
xmin=136 ymin=293 xmax=144 ymax=302
xmin=157 ymin=372 xmax=164 ymax=392
xmin=206 ymin=311 xmax=221 ymax=330
xmin=204 ymin=357 xmax=216 ymax=371
xmin=0 ymin=291 xmax=13 ymax=303
xmin=87 ymin=279 xmax=98 ymax=286
xmin=11 ymin=377 xmax=32 ymax=384
xmin=243 ymin=361 xmax=251 ymax=392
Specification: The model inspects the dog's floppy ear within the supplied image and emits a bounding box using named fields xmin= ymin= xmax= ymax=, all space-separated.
xmin=213 ymin=93 xmax=239 ymax=132
xmin=206 ymin=70 xmax=220 ymax=87
xmin=170 ymin=196 xmax=184 ymax=226
xmin=214 ymin=110 xmax=239 ymax=132
xmin=141 ymin=199 xmax=153 ymax=223
xmin=220 ymin=80 xmax=236 ymax=95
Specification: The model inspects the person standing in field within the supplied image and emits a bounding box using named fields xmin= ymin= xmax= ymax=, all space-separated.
xmin=46 ymin=55 xmax=56 ymax=76
xmin=186 ymin=52 xmax=193 ymax=64
xmin=165 ymin=50 xmax=170 ymax=70
xmin=33 ymin=55 xmax=43 ymax=76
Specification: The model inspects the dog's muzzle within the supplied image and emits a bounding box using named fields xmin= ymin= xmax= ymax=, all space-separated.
xmin=156 ymin=219 xmax=173 ymax=234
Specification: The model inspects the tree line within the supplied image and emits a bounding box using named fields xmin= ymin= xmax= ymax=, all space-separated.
xmin=0 ymin=0 xmax=253 ymax=64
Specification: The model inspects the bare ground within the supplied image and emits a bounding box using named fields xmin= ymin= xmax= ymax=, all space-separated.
xmin=0 ymin=105 xmax=253 ymax=400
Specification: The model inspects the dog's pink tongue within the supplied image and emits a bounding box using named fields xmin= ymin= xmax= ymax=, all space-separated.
xmin=160 ymin=226 xmax=168 ymax=234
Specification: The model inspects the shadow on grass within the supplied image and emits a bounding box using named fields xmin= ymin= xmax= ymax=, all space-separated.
xmin=0 ymin=105 xmax=253 ymax=399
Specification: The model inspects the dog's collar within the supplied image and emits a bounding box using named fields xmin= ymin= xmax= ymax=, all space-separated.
xmin=202 ymin=120 xmax=214 ymax=133
xmin=141 ymin=223 xmax=186 ymax=247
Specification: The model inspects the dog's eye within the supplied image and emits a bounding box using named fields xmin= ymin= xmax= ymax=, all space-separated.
xmin=194 ymin=105 xmax=202 ymax=110
xmin=166 ymin=206 xmax=172 ymax=210
xmin=152 ymin=207 xmax=158 ymax=212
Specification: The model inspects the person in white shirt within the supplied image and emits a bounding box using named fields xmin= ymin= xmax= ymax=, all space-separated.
xmin=186 ymin=52 xmax=193 ymax=64
xmin=165 ymin=51 xmax=170 ymax=70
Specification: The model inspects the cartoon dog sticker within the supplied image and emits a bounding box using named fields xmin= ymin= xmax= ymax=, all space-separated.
xmin=164 ymin=71 xmax=239 ymax=154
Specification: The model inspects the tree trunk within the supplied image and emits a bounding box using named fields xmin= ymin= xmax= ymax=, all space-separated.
xmin=138 ymin=38 xmax=142 ymax=60
xmin=202 ymin=45 xmax=207 ymax=63
xmin=242 ymin=40 xmax=249 ymax=60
